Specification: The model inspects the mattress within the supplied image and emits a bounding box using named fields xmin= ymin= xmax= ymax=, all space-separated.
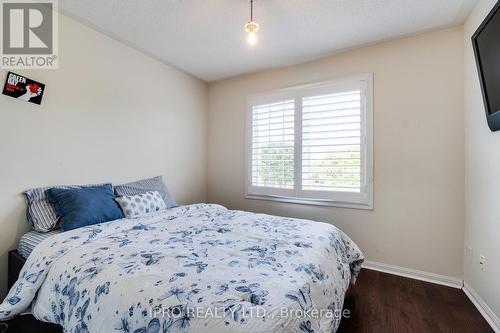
xmin=17 ymin=230 xmax=61 ymax=259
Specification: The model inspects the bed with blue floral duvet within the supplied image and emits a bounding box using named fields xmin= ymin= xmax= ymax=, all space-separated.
xmin=0 ymin=204 xmax=364 ymax=333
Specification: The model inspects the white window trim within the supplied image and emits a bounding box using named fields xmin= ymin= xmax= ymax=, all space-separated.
xmin=245 ymin=74 xmax=374 ymax=210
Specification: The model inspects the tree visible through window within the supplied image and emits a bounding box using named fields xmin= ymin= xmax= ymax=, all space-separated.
xmin=303 ymin=146 xmax=361 ymax=191
xmin=256 ymin=142 xmax=294 ymax=188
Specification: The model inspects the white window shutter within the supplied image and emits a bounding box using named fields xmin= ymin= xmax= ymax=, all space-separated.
xmin=247 ymin=74 xmax=373 ymax=209
xmin=301 ymin=90 xmax=362 ymax=193
xmin=249 ymin=99 xmax=296 ymax=196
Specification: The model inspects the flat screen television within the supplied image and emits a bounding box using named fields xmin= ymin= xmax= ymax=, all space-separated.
xmin=472 ymin=0 xmax=500 ymax=132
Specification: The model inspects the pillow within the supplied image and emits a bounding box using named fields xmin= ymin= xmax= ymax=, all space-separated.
xmin=24 ymin=183 xmax=104 ymax=232
xmin=115 ymin=191 xmax=167 ymax=218
xmin=114 ymin=176 xmax=177 ymax=208
xmin=47 ymin=184 xmax=124 ymax=231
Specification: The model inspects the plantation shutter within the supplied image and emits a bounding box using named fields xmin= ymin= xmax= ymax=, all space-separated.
xmin=249 ymin=99 xmax=296 ymax=196
xmin=301 ymin=90 xmax=362 ymax=193
xmin=247 ymin=75 xmax=373 ymax=208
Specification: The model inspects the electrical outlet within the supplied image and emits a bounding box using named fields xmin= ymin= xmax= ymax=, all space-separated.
xmin=465 ymin=246 xmax=473 ymax=264
xmin=480 ymin=255 xmax=486 ymax=272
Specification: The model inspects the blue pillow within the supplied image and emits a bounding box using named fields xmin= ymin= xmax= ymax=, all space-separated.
xmin=48 ymin=184 xmax=124 ymax=231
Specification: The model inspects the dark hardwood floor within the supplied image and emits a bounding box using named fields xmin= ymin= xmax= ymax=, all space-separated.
xmin=2 ymin=269 xmax=493 ymax=333
xmin=338 ymin=269 xmax=493 ymax=333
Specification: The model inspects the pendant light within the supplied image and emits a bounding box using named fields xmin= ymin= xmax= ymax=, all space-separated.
xmin=244 ymin=0 xmax=259 ymax=46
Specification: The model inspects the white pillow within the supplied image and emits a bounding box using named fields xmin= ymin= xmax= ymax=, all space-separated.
xmin=115 ymin=190 xmax=166 ymax=218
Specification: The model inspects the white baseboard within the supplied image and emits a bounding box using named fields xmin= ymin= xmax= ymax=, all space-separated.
xmin=362 ymin=260 xmax=463 ymax=289
xmin=463 ymin=282 xmax=500 ymax=333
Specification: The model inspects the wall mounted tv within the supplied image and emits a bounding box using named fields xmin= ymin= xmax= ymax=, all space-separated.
xmin=472 ymin=0 xmax=500 ymax=132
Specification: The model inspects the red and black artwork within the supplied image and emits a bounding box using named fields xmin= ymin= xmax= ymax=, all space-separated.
xmin=2 ymin=72 xmax=45 ymax=105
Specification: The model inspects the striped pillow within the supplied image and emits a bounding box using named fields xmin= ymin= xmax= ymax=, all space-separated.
xmin=24 ymin=183 xmax=106 ymax=232
xmin=114 ymin=176 xmax=177 ymax=209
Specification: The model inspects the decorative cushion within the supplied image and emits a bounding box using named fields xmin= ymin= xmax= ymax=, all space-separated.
xmin=24 ymin=183 xmax=104 ymax=232
xmin=47 ymin=184 xmax=124 ymax=232
xmin=115 ymin=191 xmax=167 ymax=218
xmin=114 ymin=176 xmax=177 ymax=208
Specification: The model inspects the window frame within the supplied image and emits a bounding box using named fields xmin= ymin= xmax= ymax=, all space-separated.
xmin=246 ymin=74 xmax=374 ymax=210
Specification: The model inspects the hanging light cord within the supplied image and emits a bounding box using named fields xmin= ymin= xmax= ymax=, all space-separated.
xmin=250 ymin=0 xmax=254 ymax=22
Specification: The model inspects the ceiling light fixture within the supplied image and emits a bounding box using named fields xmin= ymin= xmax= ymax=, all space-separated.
xmin=244 ymin=0 xmax=259 ymax=46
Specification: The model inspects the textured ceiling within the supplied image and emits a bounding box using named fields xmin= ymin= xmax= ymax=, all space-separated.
xmin=57 ymin=0 xmax=478 ymax=82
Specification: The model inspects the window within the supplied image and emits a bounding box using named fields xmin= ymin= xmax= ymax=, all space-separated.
xmin=246 ymin=74 xmax=373 ymax=209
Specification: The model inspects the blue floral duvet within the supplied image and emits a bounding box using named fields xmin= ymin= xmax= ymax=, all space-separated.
xmin=0 ymin=204 xmax=364 ymax=333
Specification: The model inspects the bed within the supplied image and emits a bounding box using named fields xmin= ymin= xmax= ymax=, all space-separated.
xmin=1 ymin=204 xmax=364 ymax=333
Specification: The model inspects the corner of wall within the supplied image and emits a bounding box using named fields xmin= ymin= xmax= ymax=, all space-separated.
xmin=463 ymin=0 xmax=500 ymax=325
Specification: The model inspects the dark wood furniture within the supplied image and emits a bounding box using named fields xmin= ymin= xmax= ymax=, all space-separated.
xmin=7 ymin=251 xmax=25 ymax=290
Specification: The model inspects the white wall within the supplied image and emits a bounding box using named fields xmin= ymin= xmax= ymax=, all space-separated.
xmin=208 ymin=27 xmax=465 ymax=279
xmin=464 ymin=0 xmax=500 ymax=320
xmin=0 ymin=14 xmax=208 ymax=298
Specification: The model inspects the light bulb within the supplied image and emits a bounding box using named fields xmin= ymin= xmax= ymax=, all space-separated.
xmin=247 ymin=31 xmax=258 ymax=46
